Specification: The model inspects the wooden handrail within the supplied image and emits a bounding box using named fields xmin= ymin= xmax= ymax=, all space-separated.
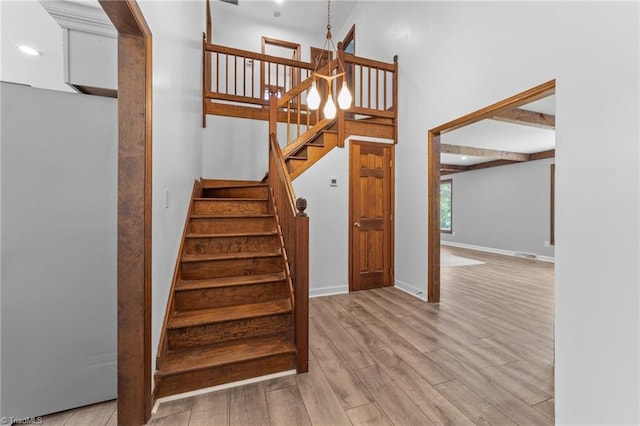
xmin=207 ymin=43 xmax=315 ymax=70
xmin=344 ymin=53 xmax=396 ymax=71
xmin=267 ymin=123 xmax=309 ymax=374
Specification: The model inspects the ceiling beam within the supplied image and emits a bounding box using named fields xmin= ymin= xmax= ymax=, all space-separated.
xmin=440 ymin=149 xmax=556 ymax=175
xmin=529 ymin=149 xmax=555 ymax=160
xmin=441 ymin=144 xmax=530 ymax=162
xmin=490 ymin=108 xmax=555 ymax=130
xmin=441 ymin=164 xmax=469 ymax=172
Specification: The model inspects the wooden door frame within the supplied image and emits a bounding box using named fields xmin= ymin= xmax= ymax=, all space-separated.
xmin=261 ymin=36 xmax=301 ymax=97
xmin=427 ymin=80 xmax=555 ymax=303
xmin=98 ymin=1 xmax=153 ymax=424
xmin=349 ymin=140 xmax=395 ymax=292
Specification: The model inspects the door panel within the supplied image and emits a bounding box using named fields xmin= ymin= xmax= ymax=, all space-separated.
xmin=350 ymin=141 xmax=394 ymax=291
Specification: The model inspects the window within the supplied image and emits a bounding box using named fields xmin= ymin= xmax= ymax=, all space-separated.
xmin=440 ymin=179 xmax=452 ymax=233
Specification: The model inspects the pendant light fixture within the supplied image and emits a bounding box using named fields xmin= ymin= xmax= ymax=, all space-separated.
xmin=307 ymin=0 xmax=352 ymax=119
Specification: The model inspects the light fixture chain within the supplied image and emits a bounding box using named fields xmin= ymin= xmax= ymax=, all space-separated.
xmin=327 ymin=0 xmax=331 ymax=32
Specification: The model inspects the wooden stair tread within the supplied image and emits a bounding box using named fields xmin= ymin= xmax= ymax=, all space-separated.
xmin=194 ymin=197 xmax=268 ymax=202
xmin=306 ymin=142 xmax=325 ymax=147
xmin=190 ymin=214 xmax=274 ymax=219
xmin=182 ymin=251 xmax=281 ymax=262
xmin=202 ymin=183 xmax=268 ymax=189
xmin=288 ymin=155 xmax=307 ymax=161
xmin=177 ymin=272 xmax=287 ymax=291
xmin=200 ymin=179 xmax=262 ymax=187
xmin=169 ymin=299 xmax=292 ymax=329
xmin=186 ymin=231 xmax=277 ymax=238
xmin=157 ymin=334 xmax=295 ymax=376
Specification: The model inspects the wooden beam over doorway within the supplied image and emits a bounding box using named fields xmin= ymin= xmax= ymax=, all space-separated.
xmin=440 ymin=144 xmax=530 ymax=162
xmin=490 ymin=107 xmax=555 ymax=130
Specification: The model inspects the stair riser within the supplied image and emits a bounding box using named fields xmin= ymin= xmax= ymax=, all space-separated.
xmin=155 ymin=352 xmax=295 ymax=398
xmin=193 ymin=200 xmax=269 ymax=216
xmin=203 ymin=186 xmax=269 ymax=199
xmin=181 ymin=256 xmax=283 ymax=280
xmin=175 ymin=281 xmax=289 ymax=311
xmin=168 ymin=314 xmax=293 ymax=350
xmin=185 ymin=235 xmax=280 ymax=255
xmin=190 ymin=217 xmax=276 ymax=234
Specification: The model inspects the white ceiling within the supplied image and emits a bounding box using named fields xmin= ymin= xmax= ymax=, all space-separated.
xmin=212 ymin=0 xmax=358 ymax=35
xmin=441 ymin=95 xmax=556 ymax=167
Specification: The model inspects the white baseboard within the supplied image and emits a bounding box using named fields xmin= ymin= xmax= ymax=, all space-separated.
xmin=441 ymin=241 xmax=555 ymax=263
xmin=310 ymin=285 xmax=348 ymax=298
xmin=395 ymin=280 xmax=427 ymax=301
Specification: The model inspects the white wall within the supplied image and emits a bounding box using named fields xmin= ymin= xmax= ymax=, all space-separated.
xmin=342 ymin=1 xmax=639 ymax=424
xmin=1 ymin=83 xmax=117 ymax=417
xmin=292 ymin=141 xmax=350 ymax=297
xmin=137 ymin=0 xmax=204 ymax=382
xmin=442 ymin=158 xmax=555 ymax=259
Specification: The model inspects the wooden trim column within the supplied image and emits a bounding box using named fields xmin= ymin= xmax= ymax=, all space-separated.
xmin=98 ymin=1 xmax=153 ymax=424
xmin=427 ymin=132 xmax=440 ymax=302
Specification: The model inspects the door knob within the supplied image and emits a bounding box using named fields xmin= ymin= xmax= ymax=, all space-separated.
xmin=354 ymin=222 xmax=361 ymax=228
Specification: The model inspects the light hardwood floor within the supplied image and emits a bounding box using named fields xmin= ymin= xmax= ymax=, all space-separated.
xmin=41 ymin=246 xmax=554 ymax=425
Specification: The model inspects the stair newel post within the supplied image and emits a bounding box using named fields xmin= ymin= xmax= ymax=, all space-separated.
xmin=337 ymin=42 xmax=346 ymax=148
xmin=295 ymin=197 xmax=309 ymax=373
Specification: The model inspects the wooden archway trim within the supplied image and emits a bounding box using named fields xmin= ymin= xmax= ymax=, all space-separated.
xmin=427 ymin=80 xmax=555 ymax=303
xmin=99 ymin=1 xmax=153 ymax=424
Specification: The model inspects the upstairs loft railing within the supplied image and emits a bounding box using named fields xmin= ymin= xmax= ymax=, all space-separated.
xmin=203 ymin=36 xmax=398 ymax=147
xmin=267 ymin=132 xmax=309 ymax=373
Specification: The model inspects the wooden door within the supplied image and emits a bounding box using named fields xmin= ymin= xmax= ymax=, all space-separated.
xmin=350 ymin=141 xmax=394 ymax=291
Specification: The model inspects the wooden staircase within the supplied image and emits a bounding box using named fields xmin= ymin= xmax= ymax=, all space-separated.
xmin=154 ymin=179 xmax=296 ymax=398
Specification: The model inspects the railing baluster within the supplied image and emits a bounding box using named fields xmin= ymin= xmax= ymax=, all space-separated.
xmin=251 ymin=59 xmax=255 ymax=99
xmin=224 ymin=55 xmax=229 ymax=93
xmin=243 ymin=57 xmax=246 ymax=96
xmin=375 ymin=68 xmax=379 ymax=110
xmin=384 ymin=70 xmax=388 ymax=110
xmin=359 ymin=64 xmax=363 ymax=108
xmin=216 ymin=52 xmax=219 ymax=92
xmin=234 ymin=55 xmax=238 ymax=95
xmin=368 ymin=66 xmax=372 ymax=109
xmin=297 ymin=94 xmax=301 ymax=138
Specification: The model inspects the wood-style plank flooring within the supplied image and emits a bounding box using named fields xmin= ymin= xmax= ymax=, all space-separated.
xmin=41 ymin=246 xmax=554 ymax=425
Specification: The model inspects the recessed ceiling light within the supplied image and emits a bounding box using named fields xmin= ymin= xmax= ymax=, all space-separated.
xmin=461 ymin=156 xmax=468 ymax=160
xmin=17 ymin=45 xmax=41 ymax=56
xmin=275 ymin=0 xmax=284 ymax=4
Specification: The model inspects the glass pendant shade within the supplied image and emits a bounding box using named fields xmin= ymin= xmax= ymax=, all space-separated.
xmin=323 ymin=93 xmax=337 ymax=119
xmin=307 ymin=81 xmax=321 ymax=110
xmin=337 ymin=81 xmax=352 ymax=110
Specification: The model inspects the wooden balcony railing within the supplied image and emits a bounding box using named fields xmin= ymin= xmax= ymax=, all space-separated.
xmin=203 ymin=34 xmax=399 ymax=145
xmin=267 ymin=131 xmax=309 ymax=373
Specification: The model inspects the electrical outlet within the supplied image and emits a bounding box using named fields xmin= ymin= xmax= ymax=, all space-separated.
xmin=330 ymin=177 xmax=338 ymax=187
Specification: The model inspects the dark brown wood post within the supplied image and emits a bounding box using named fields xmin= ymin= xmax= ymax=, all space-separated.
xmin=295 ymin=197 xmax=309 ymax=373
xmin=393 ymin=55 xmax=398 ymax=144
xmin=269 ymin=92 xmax=278 ymax=136
xmin=98 ymin=0 xmax=153 ymax=424
xmin=428 ymin=132 xmax=440 ymax=303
